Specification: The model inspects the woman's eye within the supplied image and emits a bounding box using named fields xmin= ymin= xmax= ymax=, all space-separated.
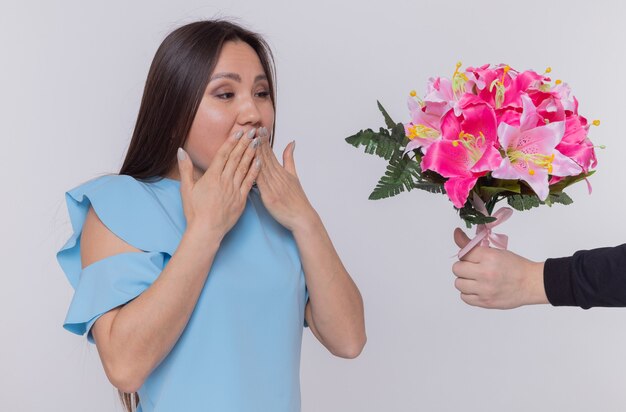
xmin=256 ymin=90 xmax=271 ymax=98
xmin=216 ymin=92 xmax=234 ymax=100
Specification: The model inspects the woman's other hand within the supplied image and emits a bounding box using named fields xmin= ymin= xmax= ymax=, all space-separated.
xmin=255 ymin=129 xmax=317 ymax=232
xmin=452 ymin=228 xmax=549 ymax=309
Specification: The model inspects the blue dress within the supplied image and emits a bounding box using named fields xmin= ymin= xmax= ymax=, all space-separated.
xmin=56 ymin=174 xmax=308 ymax=411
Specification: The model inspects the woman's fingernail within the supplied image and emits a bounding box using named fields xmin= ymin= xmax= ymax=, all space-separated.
xmin=259 ymin=127 xmax=268 ymax=137
xmin=177 ymin=147 xmax=186 ymax=161
xmin=291 ymin=140 xmax=296 ymax=151
xmin=234 ymin=130 xmax=244 ymax=139
xmin=255 ymin=157 xmax=262 ymax=169
xmin=247 ymin=128 xmax=256 ymax=139
xmin=252 ymin=138 xmax=260 ymax=149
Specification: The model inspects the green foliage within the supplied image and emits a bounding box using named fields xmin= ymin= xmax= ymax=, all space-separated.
xmin=413 ymin=181 xmax=445 ymax=194
xmin=345 ymin=128 xmax=401 ymax=160
xmin=479 ymin=180 xmax=521 ymax=201
xmin=544 ymin=192 xmax=573 ymax=206
xmin=458 ymin=204 xmax=497 ymax=228
xmin=507 ymin=192 xmax=574 ymax=211
xmin=344 ymin=102 xmax=408 ymax=160
xmin=369 ymin=156 xmax=422 ymax=200
xmin=549 ymin=171 xmax=595 ymax=193
xmin=507 ymin=194 xmax=541 ymax=211
xmin=377 ymin=100 xmax=397 ymax=130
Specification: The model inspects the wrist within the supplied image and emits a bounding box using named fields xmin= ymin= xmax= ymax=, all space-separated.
xmin=522 ymin=260 xmax=549 ymax=305
xmin=290 ymin=209 xmax=322 ymax=237
xmin=183 ymin=222 xmax=224 ymax=250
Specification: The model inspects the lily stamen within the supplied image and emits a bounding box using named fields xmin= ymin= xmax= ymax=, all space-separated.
xmin=507 ymin=150 xmax=555 ymax=175
xmin=454 ymin=131 xmax=486 ymax=163
xmin=452 ymin=61 xmax=468 ymax=97
xmin=407 ymin=124 xmax=440 ymax=140
xmin=501 ymin=65 xmax=510 ymax=83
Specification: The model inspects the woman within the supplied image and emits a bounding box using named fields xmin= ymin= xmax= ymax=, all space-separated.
xmin=57 ymin=20 xmax=366 ymax=412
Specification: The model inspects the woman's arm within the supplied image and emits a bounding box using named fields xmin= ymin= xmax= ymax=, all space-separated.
xmin=255 ymin=136 xmax=366 ymax=358
xmin=293 ymin=213 xmax=366 ymax=358
xmin=84 ymin=210 xmax=221 ymax=393
xmin=84 ymin=131 xmax=260 ymax=392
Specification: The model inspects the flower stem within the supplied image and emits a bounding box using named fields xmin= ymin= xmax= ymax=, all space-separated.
xmin=485 ymin=196 xmax=502 ymax=216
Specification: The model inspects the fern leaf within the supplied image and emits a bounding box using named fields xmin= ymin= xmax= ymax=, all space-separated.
xmin=544 ymin=192 xmax=574 ymax=207
xmin=345 ymin=128 xmax=401 ymax=160
xmin=369 ymin=157 xmax=421 ymax=200
xmin=458 ymin=205 xmax=497 ymax=228
xmin=377 ymin=100 xmax=397 ymax=130
xmin=413 ymin=181 xmax=445 ymax=194
xmin=507 ymin=194 xmax=541 ymax=211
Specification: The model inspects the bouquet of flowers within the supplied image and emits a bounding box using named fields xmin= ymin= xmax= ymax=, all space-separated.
xmin=346 ymin=63 xmax=601 ymax=251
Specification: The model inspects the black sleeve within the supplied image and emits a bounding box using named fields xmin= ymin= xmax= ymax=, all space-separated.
xmin=543 ymin=244 xmax=626 ymax=309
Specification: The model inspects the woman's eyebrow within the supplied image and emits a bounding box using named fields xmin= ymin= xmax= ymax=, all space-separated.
xmin=210 ymin=73 xmax=268 ymax=83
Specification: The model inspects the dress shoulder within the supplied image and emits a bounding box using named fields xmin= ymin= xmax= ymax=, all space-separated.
xmin=56 ymin=174 xmax=181 ymax=342
xmin=57 ymin=174 xmax=181 ymax=286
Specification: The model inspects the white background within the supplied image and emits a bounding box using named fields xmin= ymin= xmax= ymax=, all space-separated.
xmin=2 ymin=1 xmax=626 ymax=411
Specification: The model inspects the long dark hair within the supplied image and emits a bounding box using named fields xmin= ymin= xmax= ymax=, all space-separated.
xmin=119 ymin=19 xmax=277 ymax=181
xmin=116 ymin=19 xmax=277 ymax=411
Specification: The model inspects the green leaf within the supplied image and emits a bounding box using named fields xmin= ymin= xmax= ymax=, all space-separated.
xmin=377 ymin=100 xmax=396 ymax=130
xmin=507 ymin=194 xmax=541 ymax=211
xmin=369 ymin=156 xmax=421 ymax=200
xmin=545 ymin=192 xmax=573 ymax=207
xmin=345 ymin=127 xmax=401 ymax=160
xmin=391 ymin=122 xmax=410 ymax=146
xmin=480 ymin=180 xmax=521 ymax=200
xmin=346 ymin=100 xmax=409 ymax=159
xmin=506 ymin=191 xmax=574 ymax=210
xmin=413 ymin=181 xmax=445 ymax=194
xmin=377 ymin=100 xmax=408 ymax=145
xmin=458 ymin=204 xmax=497 ymax=228
xmin=548 ymin=171 xmax=595 ymax=193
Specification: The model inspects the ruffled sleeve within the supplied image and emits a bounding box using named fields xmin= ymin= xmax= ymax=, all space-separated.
xmin=56 ymin=174 xmax=182 ymax=343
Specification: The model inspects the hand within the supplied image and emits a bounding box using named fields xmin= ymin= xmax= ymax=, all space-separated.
xmin=176 ymin=129 xmax=261 ymax=242
xmin=452 ymin=228 xmax=548 ymax=309
xmin=255 ymin=132 xmax=317 ymax=232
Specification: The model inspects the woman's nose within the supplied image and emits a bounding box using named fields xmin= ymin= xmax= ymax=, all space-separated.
xmin=237 ymin=95 xmax=262 ymax=125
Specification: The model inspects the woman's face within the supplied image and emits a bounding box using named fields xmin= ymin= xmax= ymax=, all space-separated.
xmin=181 ymin=40 xmax=275 ymax=176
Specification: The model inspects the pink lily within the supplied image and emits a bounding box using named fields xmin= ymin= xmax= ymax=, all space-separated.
xmin=421 ymin=101 xmax=502 ymax=208
xmin=464 ymin=64 xmax=490 ymax=91
xmin=475 ymin=65 xmax=546 ymax=111
xmin=404 ymin=97 xmax=444 ymax=154
xmin=526 ymin=88 xmax=567 ymax=125
xmin=422 ymin=62 xmax=479 ymax=119
xmin=492 ymin=94 xmax=582 ymax=200
xmin=555 ymin=114 xmax=597 ymax=173
xmin=552 ymin=82 xmax=578 ymax=113
xmin=422 ymin=76 xmax=464 ymax=117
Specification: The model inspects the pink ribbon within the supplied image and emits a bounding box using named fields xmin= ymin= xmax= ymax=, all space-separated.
xmin=457 ymin=193 xmax=513 ymax=259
